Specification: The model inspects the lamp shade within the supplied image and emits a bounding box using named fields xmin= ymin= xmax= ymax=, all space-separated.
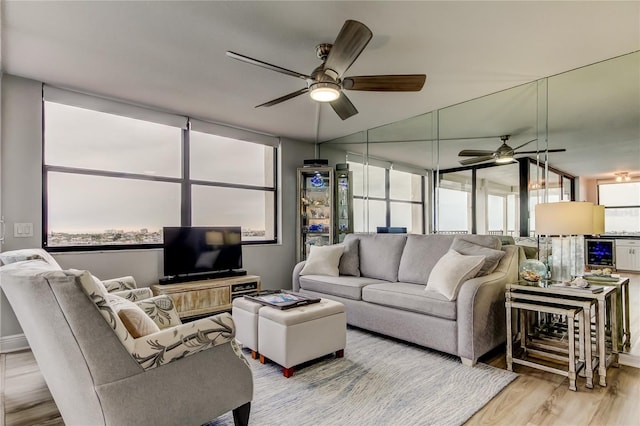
xmin=535 ymin=201 xmax=595 ymax=235
xmin=593 ymin=204 xmax=605 ymax=235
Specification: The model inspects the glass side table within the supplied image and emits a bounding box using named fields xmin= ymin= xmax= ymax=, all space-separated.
xmin=506 ymin=279 xmax=620 ymax=388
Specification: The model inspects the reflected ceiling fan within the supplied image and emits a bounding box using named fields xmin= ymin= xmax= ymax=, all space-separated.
xmin=226 ymin=20 xmax=426 ymax=120
xmin=458 ymin=135 xmax=566 ymax=166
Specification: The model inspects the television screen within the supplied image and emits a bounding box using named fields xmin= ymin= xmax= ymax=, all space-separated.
xmin=163 ymin=226 xmax=243 ymax=277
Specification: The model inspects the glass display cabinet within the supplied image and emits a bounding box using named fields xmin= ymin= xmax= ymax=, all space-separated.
xmin=335 ymin=167 xmax=353 ymax=243
xmin=297 ymin=167 xmax=335 ymax=261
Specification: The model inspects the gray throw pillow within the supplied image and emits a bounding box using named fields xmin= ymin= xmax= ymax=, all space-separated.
xmin=338 ymin=236 xmax=360 ymax=277
xmin=451 ymin=238 xmax=506 ymax=276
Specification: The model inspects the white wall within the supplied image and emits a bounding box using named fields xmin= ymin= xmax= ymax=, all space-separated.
xmin=0 ymin=73 xmax=314 ymax=341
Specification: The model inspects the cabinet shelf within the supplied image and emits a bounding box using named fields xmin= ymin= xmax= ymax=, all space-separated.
xmin=296 ymin=166 xmax=353 ymax=261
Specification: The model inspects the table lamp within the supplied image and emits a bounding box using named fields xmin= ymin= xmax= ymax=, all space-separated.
xmin=535 ymin=201 xmax=595 ymax=282
xmin=592 ymin=204 xmax=605 ymax=236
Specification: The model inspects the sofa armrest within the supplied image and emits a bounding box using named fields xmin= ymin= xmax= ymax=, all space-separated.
xmin=132 ymin=312 xmax=238 ymax=370
xmin=135 ymin=295 xmax=182 ymax=329
xmin=292 ymin=261 xmax=306 ymax=292
xmin=456 ymin=245 xmax=519 ymax=363
xmin=112 ymin=287 xmax=153 ymax=302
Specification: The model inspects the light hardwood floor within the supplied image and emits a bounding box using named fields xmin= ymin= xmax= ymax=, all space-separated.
xmin=1 ymin=273 xmax=638 ymax=425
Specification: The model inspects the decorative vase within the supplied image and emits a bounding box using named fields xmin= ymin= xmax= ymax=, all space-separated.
xmin=519 ymin=259 xmax=547 ymax=282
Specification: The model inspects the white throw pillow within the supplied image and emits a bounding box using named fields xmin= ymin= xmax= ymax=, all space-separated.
xmin=426 ymin=249 xmax=485 ymax=301
xmin=300 ymin=245 xmax=346 ymax=276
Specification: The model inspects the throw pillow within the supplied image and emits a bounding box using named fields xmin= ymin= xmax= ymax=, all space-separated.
xmin=426 ymin=249 xmax=485 ymax=301
xmin=450 ymin=238 xmax=506 ymax=276
xmin=338 ymin=236 xmax=360 ymax=277
xmin=300 ymin=244 xmax=346 ymax=276
xmin=107 ymin=294 xmax=160 ymax=338
xmin=118 ymin=308 xmax=161 ymax=338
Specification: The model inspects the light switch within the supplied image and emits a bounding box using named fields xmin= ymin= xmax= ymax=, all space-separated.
xmin=14 ymin=223 xmax=34 ymax=238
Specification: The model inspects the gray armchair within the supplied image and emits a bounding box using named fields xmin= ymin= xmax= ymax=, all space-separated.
xmin=0 ymin=251 xmax=253 ymax=426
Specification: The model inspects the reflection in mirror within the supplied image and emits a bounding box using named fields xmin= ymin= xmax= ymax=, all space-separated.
xmin=321 ymin=52 xmax=639 ymax=357
xmin=547 ymin=52 xmax=639 ymax=182
xmin=476 ymin=164 xmax=520 ymax=236
xmin=319 ymin=131 xmax=367 ymax=233
xmin=321 ymin=114 xmax=435 ymax=233
xmin=437 ymin=171 xmax=472 ymax=234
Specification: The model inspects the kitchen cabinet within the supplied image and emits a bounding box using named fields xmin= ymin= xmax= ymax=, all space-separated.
xmin=616 ymin=239 xmax=640 ymax=271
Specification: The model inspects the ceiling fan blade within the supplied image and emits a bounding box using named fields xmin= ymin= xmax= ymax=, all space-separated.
xmin=458 ymin=149 xmax=495 ymax=157
xmin=511 ymin=138 xmax=537 ymax=151
xmin=323 ymin=20 xmax=373 ymax=79
xmin=514 ymin=148 xmax=567 ymax=155
xmin=342 ymin=75 xmax=426 ymax=91
xmin=256 ymin=88 xmax=309 ymax=108
xmin=226 ymin=51 xmax=311 ymax=80
xmin=459 ymin=155 xmax=495 ymax=166
xmin=330 ymin=93 xmax=358 ymax=120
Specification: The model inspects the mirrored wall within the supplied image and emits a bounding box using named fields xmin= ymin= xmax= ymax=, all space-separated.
xmin=318 ymin=51 xmax=640 ymax=356
xmin=319 ymin=51 xmax=639 ymax=238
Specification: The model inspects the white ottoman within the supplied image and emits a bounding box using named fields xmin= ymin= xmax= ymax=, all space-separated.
xmin=258 ymin=298 xmax=346 ymax=377
xmin=232 ymin=297 xmax=262 ymax=359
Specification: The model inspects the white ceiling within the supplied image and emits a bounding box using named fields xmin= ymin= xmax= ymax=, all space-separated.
xmin=2 ymin=1 xmax=639 ymax=179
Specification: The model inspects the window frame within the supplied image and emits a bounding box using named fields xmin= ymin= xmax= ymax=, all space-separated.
xmin=349 ymin=161 xmax=426 ymax=234
xmin=42 ymin=96 xmax=278 ymax=252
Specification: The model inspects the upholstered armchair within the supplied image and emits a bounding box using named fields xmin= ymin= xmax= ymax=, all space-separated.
xmin=0 ymin=252 xmax=253 ymax=426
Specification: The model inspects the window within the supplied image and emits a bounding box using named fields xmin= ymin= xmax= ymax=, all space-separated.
xmin=348 ymin=160 xmax=425 ymax=233
xmin=598 ymin=182 xmax=640 ymax=234
xmin=43 ymin=88 xmax=278 ymax=249
xmin=437 ymin=172 xmax=472 ymax=233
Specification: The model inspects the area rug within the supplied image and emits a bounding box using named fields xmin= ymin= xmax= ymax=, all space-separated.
xmin=212 ymin=328 xmax=517 ymax=426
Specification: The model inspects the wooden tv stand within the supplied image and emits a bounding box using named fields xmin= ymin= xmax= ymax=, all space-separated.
xmin=150 ymin=274 xmax=261 ymax=319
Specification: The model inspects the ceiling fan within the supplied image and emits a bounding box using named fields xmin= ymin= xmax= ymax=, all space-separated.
xmin=226 ymin=20 xmax=426 ymax=120
xmin=457 ymin=135 xmax=567 ymax=166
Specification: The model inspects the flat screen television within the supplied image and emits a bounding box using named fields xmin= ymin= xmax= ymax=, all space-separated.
xmin=163 ymin=226 xmax=243 ymax=278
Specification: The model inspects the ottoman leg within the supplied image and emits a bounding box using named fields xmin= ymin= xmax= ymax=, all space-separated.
xmin=283 ymin=366 xmax=295 ymax=378
xmin=336 ymin=349 xmax=344 ymax=358
xmin=251 ymin=350 xmax=258 ymax=360
xmin=259 ymin=354 xmax=267 ymax=364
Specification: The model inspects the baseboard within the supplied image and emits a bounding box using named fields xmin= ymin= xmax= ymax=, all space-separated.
xmin=0 ymin=333 xmax=29 ymax=353
xmin=618 ymin=353 xmax=640 ymax=369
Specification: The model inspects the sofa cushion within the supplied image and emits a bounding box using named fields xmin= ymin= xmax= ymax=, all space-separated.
xmin=300 ymin=244 xmax=345 ymax=276
xmin=450 ymin=237 xmax=505 ymax=276
xmin=362 ymin=282 xmax=457 ymax=320
xmin=338 ymin=235 xmax=360 ymax=277
xmin=358 ymin=234 xmax=407 ymax=282
xmin=426 ymin=249 xmax=485 ymax=301
xmin=298 ymin=275 xmax=388 ymax=300
xmin=397 ymin=234 xmax=456 ymax=284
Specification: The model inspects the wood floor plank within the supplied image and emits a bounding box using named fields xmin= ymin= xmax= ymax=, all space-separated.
xmin=2 ymin=351 xmax=61 ymax=426
xmin=465 ymin=375 xmax=559 ymax=425
xmin=589 ymin=366 xmax=640 ymax=426
xmin=1 ymin=354 xmax=6 ymax=426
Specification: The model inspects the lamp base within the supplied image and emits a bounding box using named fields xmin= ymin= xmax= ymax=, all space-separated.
xmin=550 ymin=236 xmax=585 ymax=282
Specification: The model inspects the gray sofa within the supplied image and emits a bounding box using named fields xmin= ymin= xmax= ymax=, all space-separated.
xmin=293 ymin=233 xmax=519 ymax=366
xmin=0 ymin=249 xmax=253 ymax=426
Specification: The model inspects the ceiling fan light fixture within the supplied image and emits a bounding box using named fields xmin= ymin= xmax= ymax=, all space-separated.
xmin=495 ymin=155 xmax=513 ymax=164
xmin=309 ymin=82 xmax=341 ymax=102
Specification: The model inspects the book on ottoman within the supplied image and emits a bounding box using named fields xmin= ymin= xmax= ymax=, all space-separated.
xmin=245 ymin=290 xmax=321 ymax=310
